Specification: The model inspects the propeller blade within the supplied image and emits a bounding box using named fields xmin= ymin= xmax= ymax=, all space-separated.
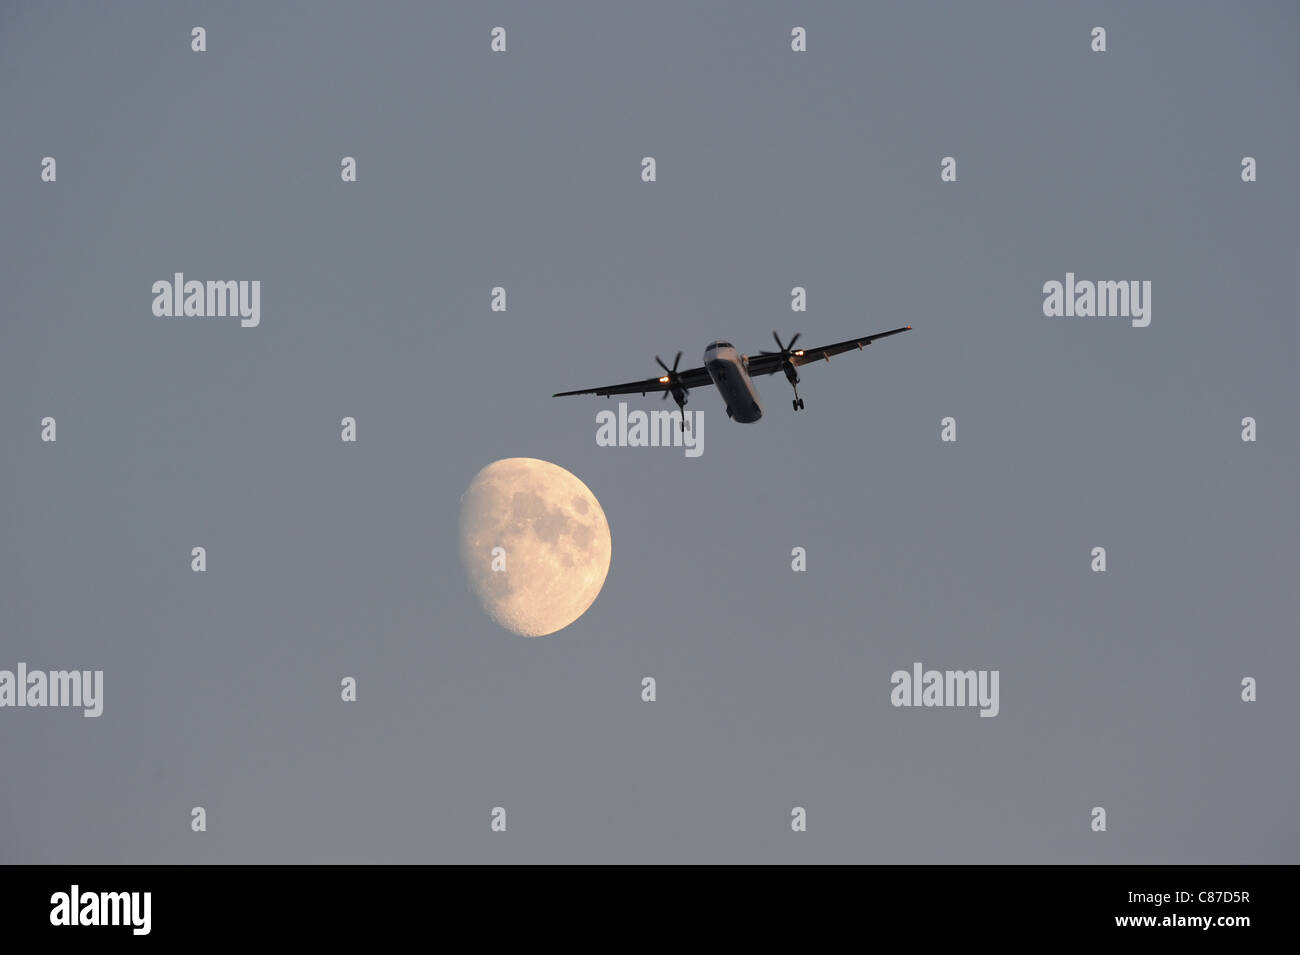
xmin=772 ymin=331 xmax=784 ymax=352
xmin=655 ymin=355 xmax=671 ymax=374
xmin=673 ymin=351 xmax=682 ymax=372
xmin=787 ymin=332 xmax=801 ymax=349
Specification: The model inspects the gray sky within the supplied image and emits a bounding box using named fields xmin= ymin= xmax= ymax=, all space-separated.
xmin=1 ymin=1 xmax=1296 ymax=863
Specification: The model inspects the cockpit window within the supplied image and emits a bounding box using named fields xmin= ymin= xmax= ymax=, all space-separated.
xmin=713 ymin=340 xmax=732 ymax=349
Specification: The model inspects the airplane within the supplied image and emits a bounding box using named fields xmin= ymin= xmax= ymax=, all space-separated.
xmin=553 ymin=326 xmax=912 ymax=429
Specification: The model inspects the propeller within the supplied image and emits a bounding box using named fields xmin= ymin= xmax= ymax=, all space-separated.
xmin=655 ymin=352 xmax=686 ymax=400
xmin=760 ymin=331 xmax=802 ymax=362
xmin=655 ymin=351 xmax=690 ymax=430
xmin=761 ymin=331 xmax=805 ymax=388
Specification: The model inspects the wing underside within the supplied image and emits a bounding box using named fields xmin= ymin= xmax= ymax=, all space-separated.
xmin=742 ymin=325 xmax=912 ymax=377
xmin=552 ymin=365 xmax=713 ymax=398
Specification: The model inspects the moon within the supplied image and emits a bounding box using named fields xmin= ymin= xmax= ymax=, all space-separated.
xmin=459 ymin=457 xmax=612 ymax=637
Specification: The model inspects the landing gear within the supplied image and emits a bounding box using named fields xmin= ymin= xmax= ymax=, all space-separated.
xmin=762 ymin=331 xmax=807 ymax=414
xmin=672 ymin=391 xmax=689 ymax=431
xmin=655 ymin=351 xmax=692 ymax=432
xmin=784 ymin=362 xmax=804 ymax=410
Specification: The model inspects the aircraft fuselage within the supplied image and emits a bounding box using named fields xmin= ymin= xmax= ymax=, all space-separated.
xmin=703 ymin=341 xmax=764 ymax=423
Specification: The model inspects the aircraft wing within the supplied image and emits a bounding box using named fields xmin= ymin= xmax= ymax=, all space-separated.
xmin=553 ymin=364 xmax=713 ymax=398
xmin=743 ymin=325 xmax=912 ymax=377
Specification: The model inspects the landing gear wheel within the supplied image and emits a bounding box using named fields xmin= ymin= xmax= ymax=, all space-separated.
xmin=797 ymin=398 xmax=805 ymax=410
xmin=792 ymin=399 xmax=798 ymax=411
